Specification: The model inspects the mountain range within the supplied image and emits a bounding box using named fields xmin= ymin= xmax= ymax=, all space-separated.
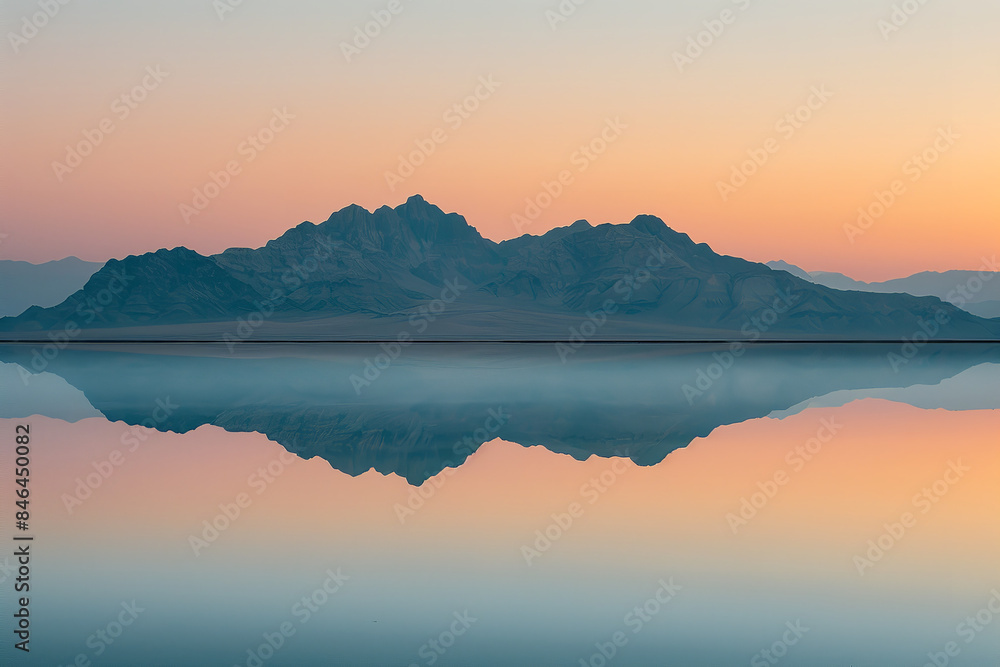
xmin=0 ymin=257 xmax=102 ymax=318
xmin=1 ymin=196 xmax=997 ymax=341
xmin=766 ymin=260 xmax=1000 ymax=319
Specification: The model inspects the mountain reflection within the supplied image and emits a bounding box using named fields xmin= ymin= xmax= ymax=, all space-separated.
xmin=2 ymin=342 xmax=997 ymax=484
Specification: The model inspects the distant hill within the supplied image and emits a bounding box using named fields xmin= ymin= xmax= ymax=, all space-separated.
xmin=767 ymin=261 xmax=1000 ymax=319
xmin=1 ymin=197 xmax=997 ymax=341
xmin=762 ymin=260 xmax=812 ymax=282
xmin=0 ymin=257 xmax=103 ymax=317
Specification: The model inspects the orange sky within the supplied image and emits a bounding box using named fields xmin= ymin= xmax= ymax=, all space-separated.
xmin=1 ymin=0 xmax=998 ymax=281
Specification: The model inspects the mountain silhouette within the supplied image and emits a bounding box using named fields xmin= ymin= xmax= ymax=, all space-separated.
xmin=2 ymin=196 xmax=998 ymax=340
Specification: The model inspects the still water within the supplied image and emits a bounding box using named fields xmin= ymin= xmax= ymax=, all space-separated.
xmin=0 ymin=343 xmax=998 ymax=666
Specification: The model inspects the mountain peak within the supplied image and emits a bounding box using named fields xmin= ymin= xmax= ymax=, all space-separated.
xmin=395 ymin=193 xmax=443 ymax=219
xmin=389 ymin=195 xmax=484 ymax=245
xmin=329 ymin=203 xmax=368 ymax=219
xmin=628 ymin=215 xmax=679 ymax=237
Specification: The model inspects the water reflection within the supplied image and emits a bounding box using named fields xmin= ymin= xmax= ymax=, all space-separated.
xmin=1 ymin=344 xmax=998 ymax=665
xmin=1 ymin=343 xmax=997 ymax=484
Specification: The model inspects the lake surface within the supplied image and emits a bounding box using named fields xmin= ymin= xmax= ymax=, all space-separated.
xmin=1 ymin=343 xmax=998 ymax=666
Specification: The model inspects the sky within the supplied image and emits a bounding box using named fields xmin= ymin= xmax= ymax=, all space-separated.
xmin=0 ymin=0 xmax=997 ymax=281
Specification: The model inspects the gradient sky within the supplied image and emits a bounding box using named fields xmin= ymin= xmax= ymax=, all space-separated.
xmin=1 ymin=0 xmax=997 ymax=281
